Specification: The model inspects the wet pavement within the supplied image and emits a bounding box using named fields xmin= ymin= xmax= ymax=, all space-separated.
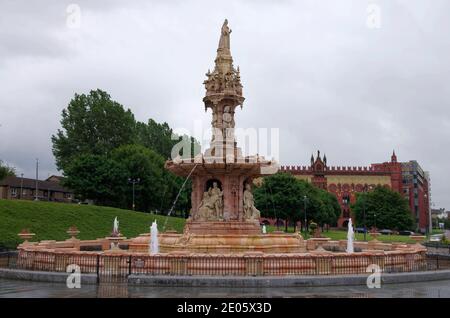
xmin=0 ymin=278 xmax=449 ymax=298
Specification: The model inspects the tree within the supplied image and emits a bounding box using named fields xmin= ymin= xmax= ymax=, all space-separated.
xmin=52 ymin=89 xmax=200 ymax=213
xmin=315 ymin=189 xmax=341 ymax=229
xmin=296 ymin=180 xmax=340 ymax=230
xmin=52 ymin=89 xmax=136 ymax=171
xmin=136 ymin=119 xmax=175 ymax=160
xmin=352 ymin=186 xmax=414 ymax=231
xmin=62 ymin=144 xmax=191 ymax=214
xmin=111 ymin=144 xmax=168 ymax=212
xmin=254 ymin=173 xmax=341 ymax=232
xmin=63 ymin=154 xmax=127 ymax=207
xmin=254 ymin=173 xmax=304 ymax=231
xmin=136 ymin=119 xmax=201 ymax=161
xmin=0 ymin=160 xmax=16 ymax=180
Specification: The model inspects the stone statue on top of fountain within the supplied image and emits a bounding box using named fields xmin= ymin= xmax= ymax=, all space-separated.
xmin=223 ymin=105 xmax=235 ymax=141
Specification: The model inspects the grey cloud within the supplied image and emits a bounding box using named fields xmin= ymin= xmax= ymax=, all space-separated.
xmin=0 ymin=0 xmax=449 ymax=209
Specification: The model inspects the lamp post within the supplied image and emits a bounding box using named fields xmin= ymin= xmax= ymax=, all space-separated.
xmin=374 ymin=212 xmax=377 ymax=230
xmin=303 ymin=195 xmax=308 ymax=235
xmin=20 ymin=173 xmax=24 ymax=200
xmin=128 ymin=178 xmax=140 ymax=211
xmin=34 ymin=158 xmax=39 ymax=201
xmin=362 ymin=185 xmax=368 ymax=241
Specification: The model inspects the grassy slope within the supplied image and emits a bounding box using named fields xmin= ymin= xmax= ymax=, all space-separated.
xmin=267 ymin=225 xmax=416 ymax=243
xmin=0 ymin=200 xmax=185 ymax=250
xmin=1 ymin=200 xmax=426 ymax=249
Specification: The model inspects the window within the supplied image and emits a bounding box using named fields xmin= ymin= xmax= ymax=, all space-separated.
xmin=11 ymin=188 xmax=17 ymax=197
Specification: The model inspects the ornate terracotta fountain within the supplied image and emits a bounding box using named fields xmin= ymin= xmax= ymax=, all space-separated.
xmin=13 ymin=21 xmax=428 ymax=278
xmin=130 ymin=20 xmax=304 ymax=253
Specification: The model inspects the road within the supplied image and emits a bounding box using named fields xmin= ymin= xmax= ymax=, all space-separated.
xmin=1 ymin=278 xmax=450 ymax=298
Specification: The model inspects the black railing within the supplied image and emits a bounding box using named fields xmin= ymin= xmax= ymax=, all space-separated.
xmin=426 ymin=254 xmax=450 ymax=270
xmin=423 ymin=242 xmax=450 ymax=256
xmin=0 ymin=251 xmax=19 ymax=269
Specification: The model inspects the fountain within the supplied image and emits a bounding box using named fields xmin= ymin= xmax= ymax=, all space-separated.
xmin=105 ymin=216 xmax=126 ymax=253
xmin=112 ymin=217 xmax=119 ymax=236
xmin=150 ymin=220 xmax=159 ymax=254
xmin=11 ymin=20 xmax=429 ymax=280
xmin=144 ymin=18 xmax=305 ymax=254
xmin=346 ymin=218 xmax=355 ymax=253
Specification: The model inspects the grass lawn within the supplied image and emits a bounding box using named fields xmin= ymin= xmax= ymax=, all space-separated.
xmin=0 ymin=199 xmax=186 ymax=250
xmin=266 ymin=225 xmax=416 ymax=243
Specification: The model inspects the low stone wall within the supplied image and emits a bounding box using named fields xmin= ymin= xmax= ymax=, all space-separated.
xmin=11 ymin=247 xmax=427 ymax=277
xmin=6 ymin=234 xmax=428 ymax=278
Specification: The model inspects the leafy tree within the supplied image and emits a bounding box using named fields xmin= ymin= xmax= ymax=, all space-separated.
xmin=111 ymin=144 xmax=168 ymax=212
xmin=63 ymin=154 xmax=127 ymax=207
xmin=52 ymin=89 xmax=200 ymax=214
xmin=352 ymin=186 xmax=414 ymax=231
xmin=52 ymin=89 xmax=136 ymax=171
xmin=0 ymin=160 xmax=16 ymax=180
xmin=136 ymin=119 xmax=201 ymax=161
xmin=165 ymin=175 xmax=192 ymax=218
xmin=314 ymin=189 xmax=341 ymax=229
xmin=62 ymin=144 xmax=192 ymax=214
xmin=136 ymin=119 xmax=175 ymax=160
xmin=254 ymin=173 xmax=303 ymax=231
xmin=254 ymin=173 xmax=341 ymax=232
xmin=445 ymin=218 xmax=450 ymax=230
xmin=295 ymin=180 xmax=340 ymax=230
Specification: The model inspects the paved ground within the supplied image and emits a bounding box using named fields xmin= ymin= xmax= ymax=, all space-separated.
xmin=0 ymin=278 xmax=449 ymax=298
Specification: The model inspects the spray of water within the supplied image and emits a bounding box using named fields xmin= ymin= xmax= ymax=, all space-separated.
xmin=346 ymin=218 xmax=355 ymax=253
xmin=150 ymin=220 xmax=159 ymax=254
xmin=162 ymin=163 xmax=198 ymax=231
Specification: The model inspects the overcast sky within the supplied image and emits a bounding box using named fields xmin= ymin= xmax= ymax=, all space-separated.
xmin=0 ymin=0 xmax=449 ymax=209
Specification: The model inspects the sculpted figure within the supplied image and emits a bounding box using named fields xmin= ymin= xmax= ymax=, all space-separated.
xmin=209 ymin=182 xmax=224 ymax=220
xmin=218 ymin=19 xmax=232 ymax=51
xmin=196 ymin=190 xmax=215 ymax=220
xmin=223 ymin=106 xmax=234 ymax=128
xmin=243 ymin=183 xmax=260 ymax=220
xmin=223 ymin=106 xmax=235 ymax=141
xmin=196 ymin=182 xmax=224 ymax=221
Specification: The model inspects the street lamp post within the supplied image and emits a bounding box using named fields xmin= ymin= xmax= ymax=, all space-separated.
xmin=374 ymin=212 xmax=377 ymax=229
xmin=20 ymin=173 xmax=24 ymax=200
xmin=34 ymin=158 xmax=39 ymax=201
xmin=128 ymin=178 xmax=140 ymax=211
xmin=362 ymin=185 xmax=368 ymax=241
xmin=303 ymin=195 xmax=307 ymax=235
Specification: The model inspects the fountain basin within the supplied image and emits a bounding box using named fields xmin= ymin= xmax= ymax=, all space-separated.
xmin=128 ymin=232 xmax=306 ymax=254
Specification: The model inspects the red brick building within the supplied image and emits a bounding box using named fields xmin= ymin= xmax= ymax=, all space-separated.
xmin=280 ymin=151 xmax=430 ymax=232
xmin=0 ymin=175 xmax=74 ymax=203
